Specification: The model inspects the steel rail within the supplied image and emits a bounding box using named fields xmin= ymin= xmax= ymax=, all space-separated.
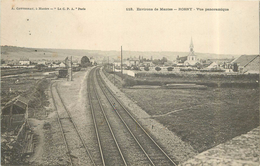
xmin=87 ymin=69 xmax=106 ymax=166
xmin=97 ymin=68 xmax=178 ymax=166
xmin=92 ymin=69 xmax=128 ymax=166
xmin=50 ymin=82 xmax=73 ymax=166
xmin=54 ymin=82 xmax=96 ymax=166
xmin=95 ymin=70 xmax=155 ymax=166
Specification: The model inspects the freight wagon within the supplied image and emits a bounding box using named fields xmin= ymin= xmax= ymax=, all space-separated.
xmin=58 ymin=69 xmax=68 ymax=78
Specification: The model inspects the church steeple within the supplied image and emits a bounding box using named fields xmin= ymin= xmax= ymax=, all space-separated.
xmin=190 ymin=37 xmax=194 ymax=52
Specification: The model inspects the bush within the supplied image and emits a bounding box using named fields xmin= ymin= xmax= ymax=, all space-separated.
xmin=131 ymin=66 xmax=139 ymax=70
xmin=122 ymin=78 xmax=136 ymax=87
xmin=155 ymin=67 xmax=161 ymax=71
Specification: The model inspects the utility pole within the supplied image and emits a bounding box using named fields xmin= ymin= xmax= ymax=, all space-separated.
xmin=108 ymin=56 xmax=110 ymax=70
xmin=68 ymin=56 xmax=73 ymax=81
xmin=114 ymin=63 xmax=115 ymax=85
xmin=121 ymin=46 xmax=123 ymax=80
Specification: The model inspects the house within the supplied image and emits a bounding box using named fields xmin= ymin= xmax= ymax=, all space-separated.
xmin=176 ymin=55 xmax=187 ymax=63
xmin=1 ymin=64 xmax=11 ymax=68
xmin=114 ymin=60 xmax=122 ymax=67
xmin=184 ymin=38 xmax=200 ymax=66
xmin=206 ymin=62 xmax=219 ymax=69
xmin=231 ymin=55 xmax=259 ymax=74
xmin=48 ymin=62 xmax=60 ymax=68
xmin=72 ymin=62 xmax=79 ymax=67
xmin=19 ymin=58 xmax=30 ymax=65
xmin=59 ymin=62 xmax=66 ymax=68
xmin=37 ymin=61 xmax=47 ymax=65
xmin=90 ymin=57 xmax=95 ymax=65
xmin=126 ymin=57 xmax=140 ymax=67
xmin=141 ymin=60 xmax=154 ymax=67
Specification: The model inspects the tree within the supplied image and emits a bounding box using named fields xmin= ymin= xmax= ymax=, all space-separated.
xmin=155 ymin=66 xmax=161 ymax=71
xmin=1 ymin=59 xmax=5 ymax=64
xmin=144 ymin=66 xmax=149 ymax=71
xmin=161 ymin=57 xmax=167 ymax=63
xmin=167 ymin=67 xmax=174 ymax=71
xmin=152 ymin=59 xmax=160 ymax=65
xmin=81 ymin=56 xmax=90 ymax=67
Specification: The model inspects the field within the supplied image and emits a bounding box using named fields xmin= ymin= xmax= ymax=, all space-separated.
xmin=123 ymin=87 xmax=259 ymax=152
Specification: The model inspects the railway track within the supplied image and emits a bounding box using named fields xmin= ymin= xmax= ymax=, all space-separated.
xmin=87 ymin=68 xmax=127 ymax=166
xmin=95 ymin=67 xmax=178 ymax=166
xmin=50 ymin=67 xmax=178 ymax=165
xmin=50 ymin=82 xmax=95 ymax=166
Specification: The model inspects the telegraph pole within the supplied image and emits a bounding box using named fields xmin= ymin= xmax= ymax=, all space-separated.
xmin=114 ymin=63 xmax=115 ymax=85
xmin=121 ymin=46 xmax=123 ymax=80
xmin=68 ymin=56 xmax=73 ymax=81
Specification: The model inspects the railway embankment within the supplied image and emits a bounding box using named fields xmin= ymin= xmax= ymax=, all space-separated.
xmin=100 ymin=67 xmax=198 ymax=163
xmin=180 ymin=126 xmax=259 ymax=165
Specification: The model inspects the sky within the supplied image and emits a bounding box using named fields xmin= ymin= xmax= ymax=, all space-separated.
xmin=1 ymin=0 xmax=259 ymax=55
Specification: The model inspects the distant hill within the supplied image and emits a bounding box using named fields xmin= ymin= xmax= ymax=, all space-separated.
xmin=1 ymin=46 xmax=239 ymax=63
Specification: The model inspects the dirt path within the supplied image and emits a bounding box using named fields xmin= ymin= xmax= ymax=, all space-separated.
xmin=151 ymin=109 xmax=183 ymax=118
xmin=27 ymin=69 xmax=91 ymax=165
xmin=27 ymin=118 xmax=45 ymax=163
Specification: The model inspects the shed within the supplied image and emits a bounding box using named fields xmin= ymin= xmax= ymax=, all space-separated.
xmin=1 ymin=96 xmax=29 ymax=131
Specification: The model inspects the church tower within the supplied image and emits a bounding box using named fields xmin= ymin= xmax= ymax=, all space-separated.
xmin=184 ymin=37 xmax=200 ymax=66
xmin=190 ymin=37 xmax=194 ymax=52
xmin=188 ymin=37 xmax=196 ymax=61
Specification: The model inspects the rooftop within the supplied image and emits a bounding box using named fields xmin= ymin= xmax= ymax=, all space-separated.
xmin=232 ymin=55 xmax=259 ymax=67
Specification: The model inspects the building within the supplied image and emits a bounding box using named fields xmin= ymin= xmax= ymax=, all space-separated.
xmin=1 ymin=96 xmax=29 ymax=131
xmin=1 ymin=64 xmax=11 ymax=68
xmin=184 ymin=38 xmax=200 ymax=66
xmin=114 ymin=60 xmax=122 ymax=67
xmin=175 ymin=55 xmax=187 ymax=64
xmin=126 ymin=57 xmax=140 ymax=66
xmin=142 ymin=60 xmax=153 ymax=67
xmin=37 ymin=61 xmax=47 ymax=65
xmin=59 ymin=62 xmax=66 ymax=68
xmin=90 ymin=57 xmax=95 ymax=65
xmin=19 ymin=58 xmax=30 ymax=65
xmin=72 ymin=62 xmax=79 ymax=67
xmin=231 ymin=55 xmax=259 ymax=74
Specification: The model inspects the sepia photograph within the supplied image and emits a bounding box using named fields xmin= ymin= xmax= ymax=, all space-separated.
xmin=1 ymin=0 xmax=259 ymax=165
